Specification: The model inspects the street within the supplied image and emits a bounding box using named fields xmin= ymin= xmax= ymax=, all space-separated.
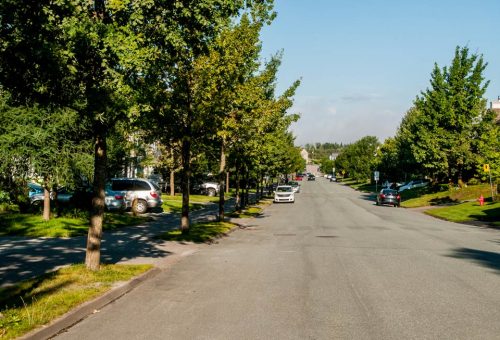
xmin=56 ymin=179 xmax=500 ymax=339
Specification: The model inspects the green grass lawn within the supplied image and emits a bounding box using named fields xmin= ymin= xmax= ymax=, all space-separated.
xmin=425 ymin=201 xmax=500 ymax=225
xmin=161 ymin=193 xmax=230 ymax=213
xmin=157 ymin=221 xmax=235 ymax=243
xmin=0 ymin=213 xmax=152 ymax=237
xmin=0 ymin=264 xmax=152 ymax=340
xmin=401 ymin=184 xmax=495 ymax=208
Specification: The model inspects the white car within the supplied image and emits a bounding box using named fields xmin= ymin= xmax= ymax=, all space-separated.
xmin=397 ymin=179 xmax=430 ymax=192
xmin=274 ymin=185 xmax=295 ymax=203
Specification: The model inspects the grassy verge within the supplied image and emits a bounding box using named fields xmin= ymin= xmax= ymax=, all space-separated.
xmin=157 ymin=221 xmax=235 ymax=243
xmin=226 ymin=198 xmax=272 ymax=219
xmin=401 ymin=184 xmax=495 ymax=208
xmin=161 ymin=193 xmax=233 ymax=213
xmin=0 ymin=264 xmax=152 ymax=339
xmin=424 ymin=201 xmax=500 ymax=225
xmin=0 ymin=213 xmax=151 ymax=237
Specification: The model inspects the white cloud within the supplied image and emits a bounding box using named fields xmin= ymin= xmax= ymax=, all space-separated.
xmin=288 ymin=95 xmax=405 ymax=146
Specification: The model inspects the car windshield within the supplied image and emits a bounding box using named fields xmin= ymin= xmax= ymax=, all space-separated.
xmin=276 ymin=186 xmax=292 ymax=192
xmin=289 ymin=181 xmax=299 ymax=186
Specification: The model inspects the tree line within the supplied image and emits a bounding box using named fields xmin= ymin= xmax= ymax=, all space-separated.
xmin=0 ymin=0 xmax=304 ymax=270
xmin=324 ymin=47 xmax=499 ymax=185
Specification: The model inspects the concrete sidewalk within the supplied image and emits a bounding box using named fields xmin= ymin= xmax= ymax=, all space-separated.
xmin=0 ymin=198 xmax=238 ymax=287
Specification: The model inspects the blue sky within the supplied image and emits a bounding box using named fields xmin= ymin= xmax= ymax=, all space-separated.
xmin=260 ymin=0 xmax=500 ymax=145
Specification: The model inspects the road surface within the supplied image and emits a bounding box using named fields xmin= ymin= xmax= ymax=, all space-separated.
xmin=56 ymin=179 xmax=500 ymax=339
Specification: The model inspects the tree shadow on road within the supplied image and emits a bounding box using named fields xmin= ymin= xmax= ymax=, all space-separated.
xmin=447 ymin=248 xmax=500 ymax=275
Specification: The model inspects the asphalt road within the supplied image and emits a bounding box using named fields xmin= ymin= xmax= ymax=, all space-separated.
xmin=56 ymin=179 xmax=500 ymax=340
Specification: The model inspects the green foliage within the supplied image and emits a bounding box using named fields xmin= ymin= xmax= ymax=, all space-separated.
xmin=305 ymin=142 xmax=344 ymax=160
xmin=335 ymin=136 xmax=380 ymax=181
xmin=395 ymin=46 xmax=492 ymax=183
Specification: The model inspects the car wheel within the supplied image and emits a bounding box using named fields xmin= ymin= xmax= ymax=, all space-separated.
xmin=133 ymin=199 xmax=148 ymax=214
xmin=376 ymin=201 xmax=379 ymax=206
xmin=207 ymin=188 xmax=216 ymax=197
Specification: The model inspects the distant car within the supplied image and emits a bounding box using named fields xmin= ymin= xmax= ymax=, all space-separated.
xmin=326 ymin=174 xmax=332 ymax=179
xmin=376 ymin=189 xmax=401 ymax=207
xmin=288 ymin=181 xmax=300 ymax=193
xmin=329 ymin=176 xmax=337 ymax=182
xmin=274 ymin=185 xmax=295 ymax=203
xmin=397 ymin=179 xmax=430 ymax=192
xmin=307 ymin=174 xmax=315 ymax=181
xmin=110 ymin=178 xmax=163 ymax=214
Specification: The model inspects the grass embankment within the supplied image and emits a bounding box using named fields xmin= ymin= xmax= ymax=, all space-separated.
xmin=401 ymin=184 xmax=495 ymax=207
xmin=424 ymin=201 xmax=500 ymax=225
xmin=159 ymin=199 xmax=270 ymax=243
xmin=0 ymin=264 xmax=152 ymax=339
xmin=0 ymin=213 xmax=151 ymax=237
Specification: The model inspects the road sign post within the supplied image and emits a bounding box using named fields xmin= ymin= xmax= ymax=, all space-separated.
xmin=374 ymin=171 xmax=380 ymax=192
xmin=484 ymin=164 xmax=494 ymax=201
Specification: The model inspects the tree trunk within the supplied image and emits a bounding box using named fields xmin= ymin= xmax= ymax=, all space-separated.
xmin=181 ymin=134 xmax=191 ymax=234
xmin=226 ymin=171 xmax=230 ymax=194
xmin=170 ymin=170 xmax=175 ymax=196
xmin=235 ymin=162 xmax=241 ymax=212
xmin=42 ymin=178 xmax=50 ymax=221
xmin=218 ymin=141 xmax=226 ymax=222
xmin=245 ymin=169 xmax=250 ymax=206
xmin=85 ymin=128 xmax=107 ymax=271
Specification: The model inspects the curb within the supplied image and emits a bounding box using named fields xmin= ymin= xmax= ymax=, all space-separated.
xmin=19 ymin=267 xmax=161 ymax=340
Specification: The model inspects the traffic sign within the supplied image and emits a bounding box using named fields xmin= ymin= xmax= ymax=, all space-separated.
xmin=483 ymin=164 xmax=490 ymax=172
xmin=374 ymin=171 xmax=380 ymax=181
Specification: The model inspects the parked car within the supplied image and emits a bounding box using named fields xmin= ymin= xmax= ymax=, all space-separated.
xmin=28 ymin=183 xmax=73 ymax=206
xmin=274 ymin=185 xmax=295 ymax=203
xmin=104 ymin=184 xmax=126 ymax=211
xmin=329 ymin=176 xmax=337 ymax=182
xmin=199 ymin=181 xmax=220 ymax=196
xmin=28 ymin=183 xmax=45 ymax=206
xmin=110 ymin=178 xmax=163 ymax=214
xmin=397 ymin=179 xmax=430 ymax=192
xmin=50 ymin=187 xmax=73 ymax=203
xmin=288 ymin=181 xmax=301 ymax=193
xmin=307 ymin=174 xmax=316 ymax=181
xmin=376 ymin=189 xmax=401 ymax=207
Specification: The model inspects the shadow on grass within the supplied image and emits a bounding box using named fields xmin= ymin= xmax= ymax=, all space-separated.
xmin=470 ymin=205 xmax=500 ymax=223
xmin=428 ymin=197 xmax=459 ymax=205
xmin=448 ymin=248 xmax=500 ymax=274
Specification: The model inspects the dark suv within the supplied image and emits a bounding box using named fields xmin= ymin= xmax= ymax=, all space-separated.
xmin=110 ymin=178 xmax=163 ymax=214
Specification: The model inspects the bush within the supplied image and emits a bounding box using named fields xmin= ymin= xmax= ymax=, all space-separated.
xmin=0 ymin=190 xmax=10 ymax=204
xmin=468 ymin=178 xmax=480 ymax=186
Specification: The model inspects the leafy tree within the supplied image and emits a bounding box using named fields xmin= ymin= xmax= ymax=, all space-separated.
xmin=335 ymin=136 xmax=379 ymax=181
xmin=405 ymin=46 xmax=490 ymax=183
xmin=0 ymin=93 xmax=92 ymax=219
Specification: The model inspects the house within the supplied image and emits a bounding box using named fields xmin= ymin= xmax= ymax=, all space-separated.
xmin=491 ymin=97 xmax=500 ymax=124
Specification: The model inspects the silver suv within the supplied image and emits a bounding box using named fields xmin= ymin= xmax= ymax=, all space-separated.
xmin=110 ymin=178 xmax=163 ymax=214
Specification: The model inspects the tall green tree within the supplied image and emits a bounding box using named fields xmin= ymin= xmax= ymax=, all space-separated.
xmin=406 ymin=46 xmax=490 ymax=182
